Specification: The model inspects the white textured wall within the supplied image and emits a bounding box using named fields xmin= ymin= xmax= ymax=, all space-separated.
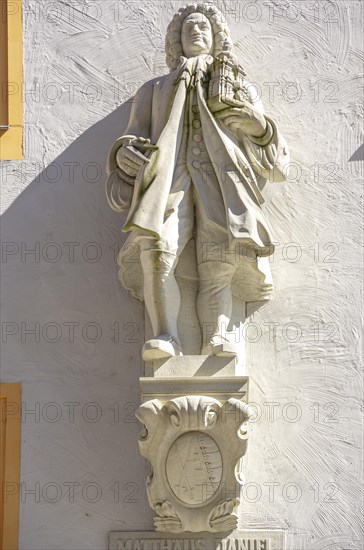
xmin=0 ymin=1 xmax=362 ymax=549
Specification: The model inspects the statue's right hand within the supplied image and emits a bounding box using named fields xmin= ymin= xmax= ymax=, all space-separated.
xmin=116 ymin=145 xmax=146 ymax=178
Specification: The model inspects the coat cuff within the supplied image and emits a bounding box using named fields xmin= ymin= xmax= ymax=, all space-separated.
xmin=249 ymin=118 xmax=274 ymax=146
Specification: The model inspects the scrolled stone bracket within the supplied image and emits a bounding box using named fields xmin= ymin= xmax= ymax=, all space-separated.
xmin=136 ymin=395 xmax=252 ymax=533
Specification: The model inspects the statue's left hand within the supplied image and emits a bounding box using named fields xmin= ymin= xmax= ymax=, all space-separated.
xmin=214 ymin=101 xmax=267 ymax=139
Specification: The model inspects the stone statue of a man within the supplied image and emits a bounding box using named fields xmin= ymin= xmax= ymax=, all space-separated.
xmin=106 ymin=3 xmax=289 ymax=361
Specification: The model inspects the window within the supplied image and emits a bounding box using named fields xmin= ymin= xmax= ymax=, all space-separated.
xmin=0 ymin=383 xmax=22 ymax=550
xmin=0 ymin=0 xmax=23 ymax=160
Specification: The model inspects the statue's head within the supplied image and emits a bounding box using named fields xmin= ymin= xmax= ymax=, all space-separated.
xmin=165 ymin=3 xmax=232 ymax=70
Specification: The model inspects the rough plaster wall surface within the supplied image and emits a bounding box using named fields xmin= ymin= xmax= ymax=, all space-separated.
xmin=0 ymin=0 xmax=362 ymax=549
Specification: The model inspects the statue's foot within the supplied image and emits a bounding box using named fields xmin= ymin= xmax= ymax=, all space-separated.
xmin=202 ymin=338 xmax=238 ymax=358
xmin=142 ymin=333 xmax=183 ymax=362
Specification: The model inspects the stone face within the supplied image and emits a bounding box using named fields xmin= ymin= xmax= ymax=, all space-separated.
xmin=106 ymin=2 xmax=289 ymax=362
xmin=136 ymin=395 xmax=252 ymax=533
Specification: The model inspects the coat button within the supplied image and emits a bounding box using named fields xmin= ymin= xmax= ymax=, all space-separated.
xmin=192 ymin=105 xmax=199 ymax=114
xmin=192 ymin=120 xmax=201 ymax=129
xmin=192 ymin=160 xmax=200 ymax=169
xmin=193 ymin=134 xmax=202 ymax=142
xmin=192 ymin=147 xmax=201 ymax=156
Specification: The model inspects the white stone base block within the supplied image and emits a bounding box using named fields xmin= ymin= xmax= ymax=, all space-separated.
xmin=144 ymin=355 xmax=245 ymax=378
xmin=140 ymin=376 xmax=248 ymax=404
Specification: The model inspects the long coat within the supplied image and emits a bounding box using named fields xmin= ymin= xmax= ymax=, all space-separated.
xmin=106 ymin=56 xmax=289 ymax=302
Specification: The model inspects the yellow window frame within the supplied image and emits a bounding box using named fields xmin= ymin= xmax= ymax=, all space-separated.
xmin=0 ymin=383 xmax=22 ymax=550
xmin=0 ymin=0 xmax=23 ymax=160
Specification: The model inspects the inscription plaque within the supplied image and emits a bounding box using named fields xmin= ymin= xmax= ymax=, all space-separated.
xmin=166 ymin=432 xmax=223 ymax=505
xmin=109 ymin=530 xmax=287 ymax=550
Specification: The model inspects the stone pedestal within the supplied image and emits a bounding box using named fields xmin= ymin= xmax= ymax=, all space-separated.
xmin=136 ymin=356 xmax=251 ymax=533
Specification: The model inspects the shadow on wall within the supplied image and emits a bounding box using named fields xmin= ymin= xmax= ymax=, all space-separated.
xmin=1 ymin=101 xmax=157 ymax=545
xmin=1 ymin=99 xmax=145 ymax=384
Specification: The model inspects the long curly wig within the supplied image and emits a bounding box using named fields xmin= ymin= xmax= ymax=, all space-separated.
xmin=165 ymin=3 xmax=233 ymax=71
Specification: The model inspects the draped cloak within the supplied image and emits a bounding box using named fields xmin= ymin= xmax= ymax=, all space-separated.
xmin=106 ymin=56 xmax=289 ymax=302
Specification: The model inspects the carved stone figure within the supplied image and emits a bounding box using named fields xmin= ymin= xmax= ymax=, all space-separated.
xmin=106 ymin=3 xmax=289 ymax=361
